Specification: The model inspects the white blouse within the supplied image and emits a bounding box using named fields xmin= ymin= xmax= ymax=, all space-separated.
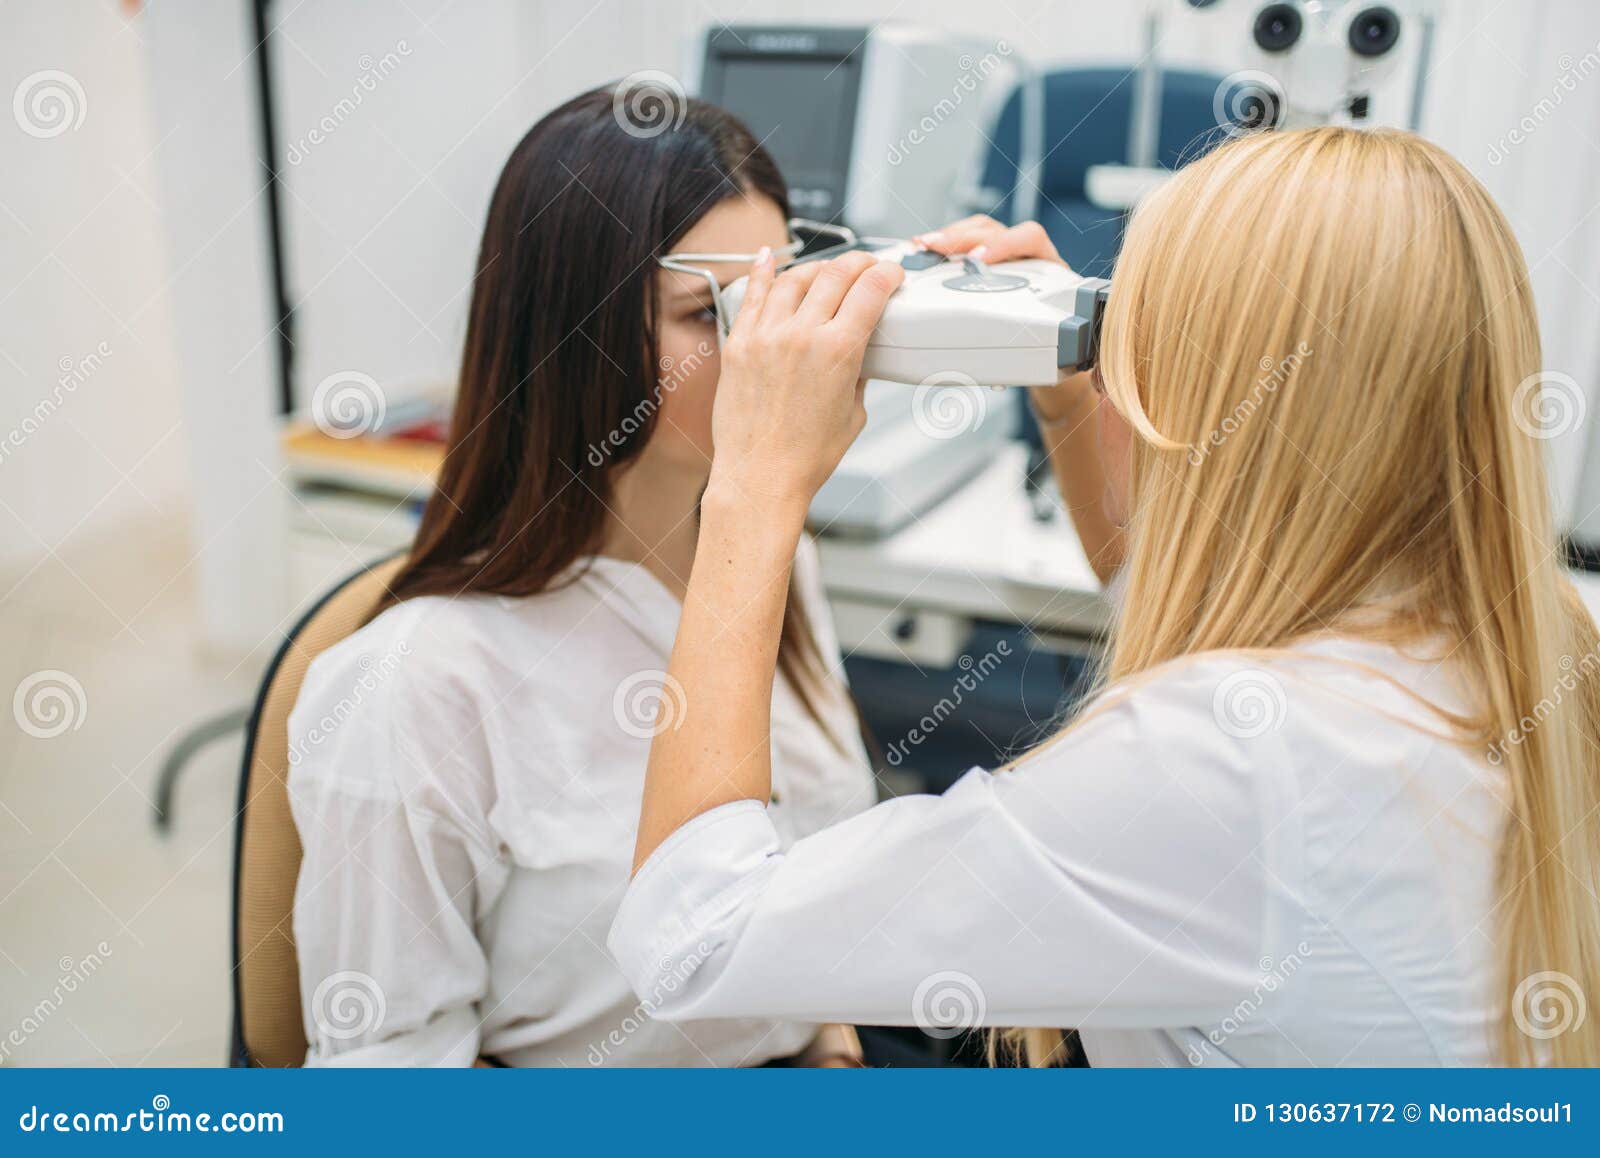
xmin=609 ymin=637 xmax=1509 ymax=1066
xmin=287 ymin=538 xmax=875 ymax=1066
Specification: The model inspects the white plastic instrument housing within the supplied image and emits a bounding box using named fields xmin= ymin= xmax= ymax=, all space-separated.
xmin=720 ymin=240 xmax=1109 ymax=388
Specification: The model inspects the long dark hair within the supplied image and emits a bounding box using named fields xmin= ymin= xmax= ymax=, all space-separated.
xmin=375 ymin=85 xmax=849 ymax=746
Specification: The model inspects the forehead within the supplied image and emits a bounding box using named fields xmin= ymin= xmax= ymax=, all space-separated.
xmin=669 ymin=194 xmax=788 ymax=257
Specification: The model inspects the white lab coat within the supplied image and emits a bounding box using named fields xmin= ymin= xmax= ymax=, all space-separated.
xmin=288 ymin=539 xmax=875 ymax=1066
xmin=609 ymin=637 xmax=1507 ymax=1066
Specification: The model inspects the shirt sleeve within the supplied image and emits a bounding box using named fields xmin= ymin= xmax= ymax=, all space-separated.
xmin=608 ymin=669 xmax=1304 ymax=1032
xmin=289 ymin=653 xmax=510 ymax=1067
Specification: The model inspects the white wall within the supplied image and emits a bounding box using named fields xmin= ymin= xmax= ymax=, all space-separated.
xmin=0 ymin=2 xmax=185 ymax=572
xmin=7 ymin=0 xmax=1600 ymax=602
xmin=266 ymin=0 xmax=1600 ymax=534
xmin=1419 ymin=0 xmax=1600 ymax=533
xmin=264 ymin=0 xmax=1429 ymax=413
xmin=267 ymin=0 xmax=1168 ymax=410
xmin=142 ymin=0 xmax=291 ymax=653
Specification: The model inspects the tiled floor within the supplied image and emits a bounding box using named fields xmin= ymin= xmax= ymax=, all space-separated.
xmin=0 ymin=518 xmax=286 ymax=1066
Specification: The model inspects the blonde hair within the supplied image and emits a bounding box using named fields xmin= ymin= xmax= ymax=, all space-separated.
xmin=1008 ymin=127 xmax=1600 ymax=1067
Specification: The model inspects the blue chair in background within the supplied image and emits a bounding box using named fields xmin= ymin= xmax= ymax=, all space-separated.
xmin=974 ymin=67 xmax=1237 ymax=276
xmin=976 ymin=67 xmax=1243 ymax=496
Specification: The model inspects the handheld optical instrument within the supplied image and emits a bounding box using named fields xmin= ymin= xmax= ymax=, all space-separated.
xmin=719 ymin=240 xmax=1111 ymax=388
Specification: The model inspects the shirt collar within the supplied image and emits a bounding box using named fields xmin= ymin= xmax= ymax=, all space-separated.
xmin=572 ymin=556 xmax=684 ymax=658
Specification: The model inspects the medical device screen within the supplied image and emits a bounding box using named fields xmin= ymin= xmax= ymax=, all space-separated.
xmin=714 ymin=56 xmax=855 ymax=217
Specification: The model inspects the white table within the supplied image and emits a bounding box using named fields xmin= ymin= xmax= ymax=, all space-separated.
xmin=816 ymin=441 xmax=1600 ymax=668
xmin=286 ymin=440 xmax=1600 ymax=669
xmin=815 ymin=444 xmax=1107 ymax=667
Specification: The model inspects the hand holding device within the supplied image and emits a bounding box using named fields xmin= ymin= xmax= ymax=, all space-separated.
xmin=719 ymin=217 xmax=1110 ymax=390
xmin=707 ymin=248 xmax=905 ymax=517
xmin=913 ymin=217 xmax=1106 ymax=423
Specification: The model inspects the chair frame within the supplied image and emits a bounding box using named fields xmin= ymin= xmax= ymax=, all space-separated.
xmin=228 ymin=552 xmax=402 ymax=1067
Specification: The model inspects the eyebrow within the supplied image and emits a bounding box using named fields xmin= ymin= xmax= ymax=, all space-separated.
xmin=666 ymin=282 xmax=714 ymax=307
xmin=665 ymin=273 xmax=733 ymax=303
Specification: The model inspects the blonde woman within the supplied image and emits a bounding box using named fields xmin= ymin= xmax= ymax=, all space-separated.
xmin=606 ymin=126 xmax=1600 ymax=1066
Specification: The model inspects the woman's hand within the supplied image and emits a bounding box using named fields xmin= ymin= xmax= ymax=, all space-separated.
xmin=913 ymin=216 xmax=1095 ymax=424
xmin=797 ymin=1023 xmax=866 ymax=1068
xmin=915 ymin=215 xmax=1125 ymax=582
xmin=633 ymin=250 xmax=901 ymax=873
xmin=707 ymin=248 xmax=905 ymax=523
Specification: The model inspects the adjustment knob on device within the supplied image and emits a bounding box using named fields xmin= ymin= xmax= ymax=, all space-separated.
xmin=944 ymin=255 xmax=1028 ymax=293
xmin=899 ymin=249 xmax=947 ymax=271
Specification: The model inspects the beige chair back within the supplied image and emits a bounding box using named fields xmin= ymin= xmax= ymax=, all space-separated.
xmin=232 ymin=556 xmax=405 ymax=1067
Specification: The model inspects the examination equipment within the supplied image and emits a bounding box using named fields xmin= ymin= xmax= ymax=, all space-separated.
xmin=715 ymin=238 xmax=1112 ymax=388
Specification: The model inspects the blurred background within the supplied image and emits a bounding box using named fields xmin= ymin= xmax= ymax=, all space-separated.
xmin=5 ymin=0 xmax=1600 ymax=1065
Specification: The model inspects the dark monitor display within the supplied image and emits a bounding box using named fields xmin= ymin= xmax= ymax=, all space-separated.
xmin=700 ymin=31 xmax=865 ymax=222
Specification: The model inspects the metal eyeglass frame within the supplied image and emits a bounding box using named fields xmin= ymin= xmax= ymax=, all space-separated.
xmin=656 ymin=218 xmax=858 ymax=337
